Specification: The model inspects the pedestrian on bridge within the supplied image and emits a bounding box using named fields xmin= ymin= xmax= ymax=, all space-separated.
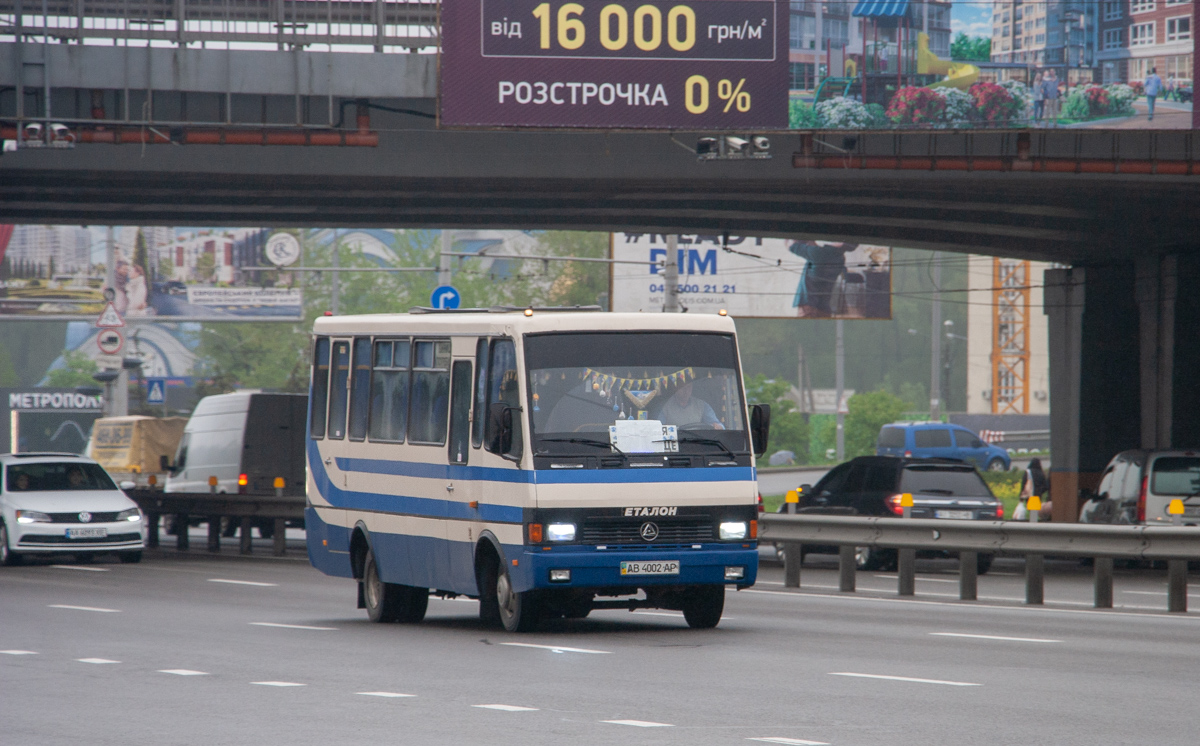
xmin=1145 ymin=68 xmax=1163 ymax=121
xmin=1015 ymin=457 xmax=1050 ymax=521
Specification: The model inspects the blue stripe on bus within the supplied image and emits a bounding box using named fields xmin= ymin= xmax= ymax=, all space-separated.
xmin=308 ymin=441 xmax=524 ymax=523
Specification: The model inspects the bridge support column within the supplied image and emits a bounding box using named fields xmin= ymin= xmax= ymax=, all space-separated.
xmin=1047 ymin=256 xmax=1200 ymax=523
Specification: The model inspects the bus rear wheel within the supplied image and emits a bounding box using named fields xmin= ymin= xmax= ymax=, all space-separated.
xmin=496 ymin=565 xmax=541 ymax=633
xmin=681 ymin=585 xmax=725 ymax=629
xmin=363 ymin=549 xmax=427 ymax=624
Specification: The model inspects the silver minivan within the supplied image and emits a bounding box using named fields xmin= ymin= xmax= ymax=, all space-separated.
xmin=1080 ymin=450 xmax=1200 ymax=525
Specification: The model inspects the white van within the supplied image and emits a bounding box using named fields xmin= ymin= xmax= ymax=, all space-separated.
xmin=164 ymin=392 xmax=306 ymax=496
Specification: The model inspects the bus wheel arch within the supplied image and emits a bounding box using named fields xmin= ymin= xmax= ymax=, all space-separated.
xmin=474 ymin=534 xmax=504 ymax=627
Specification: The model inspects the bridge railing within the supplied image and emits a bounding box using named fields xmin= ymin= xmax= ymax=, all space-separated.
xmin=0 ymin=0 xmax=438 ymax=50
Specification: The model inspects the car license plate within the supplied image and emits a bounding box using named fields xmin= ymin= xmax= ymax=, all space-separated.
xmin=67 ymin=527 xmax=107 ymax=539
xmin=620 ymin=560 xmax=679 ymax=576
xmin=934 ymin=510 xmax=974 ymax=520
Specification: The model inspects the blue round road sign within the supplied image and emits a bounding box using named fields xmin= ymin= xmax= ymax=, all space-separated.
xmin=431 ymin=285 xmax=461 ymax=310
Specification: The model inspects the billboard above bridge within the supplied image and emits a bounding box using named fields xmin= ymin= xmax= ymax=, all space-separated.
xmin=439 ymin=0 xmax=789 ymax=129
xmin=611 ymin=233 xmax=892 ymax=319
xmin=0 ymin=226 xmax=302 ymax=322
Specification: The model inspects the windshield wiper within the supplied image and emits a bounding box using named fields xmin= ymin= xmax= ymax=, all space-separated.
xmin=537 ymin=437 xmax=626 ymax=456
xmin=676 ymin=434 xmax=737 ymax=460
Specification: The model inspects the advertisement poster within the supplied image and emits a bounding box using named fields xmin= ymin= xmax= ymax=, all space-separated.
xmin=611 ymin=233 xmax=892 ymax=318
xmin=784 ymin=0 xmax=1196 ymax=130
xmin=0 ymin=226 xmax=302 ymax=321
xmin=440 ymin=0 xmax=790 ymax=128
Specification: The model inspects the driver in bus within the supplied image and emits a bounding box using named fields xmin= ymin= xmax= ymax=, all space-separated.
xmin=656 ymin=381 xmax=723 ymax=429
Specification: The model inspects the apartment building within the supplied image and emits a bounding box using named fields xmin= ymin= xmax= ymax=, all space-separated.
xmin=991 ymin=0 xmax=1097 ymax=83
xmin=1096 ymin=0 xmax=1193 ymax=83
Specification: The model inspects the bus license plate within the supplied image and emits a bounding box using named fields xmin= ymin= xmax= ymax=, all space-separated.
xmin=620 ymin=560 xmax=679 ymax=576
xmin=67 ymin=527 xmax=107 ymax=539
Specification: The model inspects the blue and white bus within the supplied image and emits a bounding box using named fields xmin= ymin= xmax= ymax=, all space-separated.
xmin=305 ymin=309 xmax=769 ymax=631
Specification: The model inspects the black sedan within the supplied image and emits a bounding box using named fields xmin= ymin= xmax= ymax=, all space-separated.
xmin=776 ymin=456 xmax=1003 ymax=573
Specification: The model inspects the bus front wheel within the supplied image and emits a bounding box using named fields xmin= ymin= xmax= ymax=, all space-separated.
xmin=681 ymin=585 xmax=725 ymax=629
xmin=496 ymin=565 xmax=541 ymax=633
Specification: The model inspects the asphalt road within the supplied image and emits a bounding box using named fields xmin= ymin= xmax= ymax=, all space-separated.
xmin=4 ymin=538 xmax=1199 ymax=746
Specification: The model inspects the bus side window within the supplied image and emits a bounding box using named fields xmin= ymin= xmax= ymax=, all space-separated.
xmin=448 ymin=361 xmax=473 ymax=464
xmin=409 ymin=340 xmax=451 ymax=445
xmin=485 ymin=338 xmax=520 ymax=455
xmin=471 ymin=338 xmax=489 ymax=449
xmin=327 ymin=340 xmax=351 ymax=439
xmin=310 ymin=337 xmax=330 ymax=439
xmin=347 ymin=337 xmax=372 ymax=441
xmin=369 ymin=339 xmax=409 ymax=442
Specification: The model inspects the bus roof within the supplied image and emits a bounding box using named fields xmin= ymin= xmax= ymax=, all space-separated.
xmin=312 ymin=311 xmax=738 ymax=336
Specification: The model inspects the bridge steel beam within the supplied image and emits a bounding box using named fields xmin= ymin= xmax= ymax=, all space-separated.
xmin=4 ymin=128 xmax=1200 ymax=265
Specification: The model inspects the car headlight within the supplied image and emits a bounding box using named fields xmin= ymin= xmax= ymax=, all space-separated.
xmin=546 ymin=523 xmax=576 ymax=542
xmin=719 ymin=521 xmax=747 ymax=540
xmin=116 ymin=508 xmax=142 ymax=522
xmin=15 ymin=510 xmax=51 ymax=524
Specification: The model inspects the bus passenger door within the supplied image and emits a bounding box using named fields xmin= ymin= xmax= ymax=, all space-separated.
xmin=446 ymin=359 xmax=479 ymax=593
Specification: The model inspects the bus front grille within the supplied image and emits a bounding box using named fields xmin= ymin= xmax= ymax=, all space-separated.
xmin=580 ymin=520 xmax=714 ymax=544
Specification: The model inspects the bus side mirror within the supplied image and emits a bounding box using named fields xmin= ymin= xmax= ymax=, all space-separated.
xmin=486 ymin=403 xmax=523 ymax=462
xmin=159 ymin=455 xmax=171 ymax=472
xmin=749 ymin=404 xmax=771 ymax=458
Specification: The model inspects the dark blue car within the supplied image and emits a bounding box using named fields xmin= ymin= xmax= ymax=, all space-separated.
xmin=876 ymin=422 xmax=1011 ymax=471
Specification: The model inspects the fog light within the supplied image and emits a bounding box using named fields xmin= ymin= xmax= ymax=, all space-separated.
xmin=724 ymin=566 xmax=745 ymax=581
xmin=719 ymin=521 xmax=747 ymax=540
xmin=549 ymin=569 xmax=571 ymax=582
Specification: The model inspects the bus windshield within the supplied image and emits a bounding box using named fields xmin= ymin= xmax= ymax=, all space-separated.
xmin=524 ymin=332 xmax=747 ymax=455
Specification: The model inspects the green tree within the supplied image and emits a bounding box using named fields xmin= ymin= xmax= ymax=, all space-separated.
xmin=194 ymin=251 xmax=216 ymax=282
xmin=133 ymin=229 xmax=148 ymax=280
xmin=46 ymin=349 xmax=100 ymax=388
xmin=844 ymin=390 xmax=907 ymax=458
xmin=743 ymin=374 xmax=809 ymax=463
xmin=950 ymin=33 xmax=991 ymax=61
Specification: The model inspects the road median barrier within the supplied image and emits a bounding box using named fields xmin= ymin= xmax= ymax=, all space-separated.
xmin=760 ymin=513 xmax=1200 ymax=613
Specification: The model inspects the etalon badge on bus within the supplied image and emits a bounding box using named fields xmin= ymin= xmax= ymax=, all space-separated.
xmin=624 ymin=389 xmax=658 ymax=410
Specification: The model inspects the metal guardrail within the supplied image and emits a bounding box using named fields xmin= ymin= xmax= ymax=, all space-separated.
xmin=126 ymin=488 xmax=305 ymax=557
xmin=760 ymin=513 xmax=1200 ymax=613
xmin=0 ymin=0 xmax=438 ymax=49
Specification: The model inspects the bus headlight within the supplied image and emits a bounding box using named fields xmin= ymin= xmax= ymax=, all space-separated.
xmin=547 ymin=523 xmax=576 ymax=542
xmin=719 ymin=521 xmax=747 ymax=540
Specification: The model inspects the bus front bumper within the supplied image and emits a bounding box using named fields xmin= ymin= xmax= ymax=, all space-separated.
xmin=508 ymin=543 xmax=759 ymax=593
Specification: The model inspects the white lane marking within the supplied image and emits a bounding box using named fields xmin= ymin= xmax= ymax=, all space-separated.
xmin=473 ymin=704 xmax=538 ymax=712
xmin=209 ymin=579 xmax=278 ymax=587
xmin=249 ymin=622 xmax=336 ymax=631
xmin=499 ymin=642 xmax=612 ymax=655
xmin=627 ymin=610 xmax=736 ymax=620
xmin=77 ymin=658 xmax=120 ymax=664
xmin=51 ymin=565 xmax=109 ymax=572
xmin=830 ymin=672 xmax=980 ymax=687
xmin=742 ymin=588 xmax=1200 ymax=620
xmin=358 ymin=692 xmax=416 ymax=698
xmin=1123 ymin=590 xmax=1200 ymax=597
xmin=874 ymin=574 xmax=957 ymax=584
xmin=49 ymin=604 xmax=119 ymax=613
xmin=158 ymin=669 xmax=209 ymax=676
xmin=251 ymin=681 xmax=306 ymax=687
xmin=748 ymin=738 xmax=831 ymax=745
xmin=931 ymin=632 xmax=1061 ymax=643
xmin=1 ymin=650 xmax=38 ymax=655
xmin=603 ymin=720 xmax=673 ymax=728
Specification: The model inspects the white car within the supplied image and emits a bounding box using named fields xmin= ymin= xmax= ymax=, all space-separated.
xmin=1 ymin=453 xmax=146 ymax=565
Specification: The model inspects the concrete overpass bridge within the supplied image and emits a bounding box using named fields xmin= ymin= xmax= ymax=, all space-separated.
xmin=3 ymin=0 xmax=1200 ymax=520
